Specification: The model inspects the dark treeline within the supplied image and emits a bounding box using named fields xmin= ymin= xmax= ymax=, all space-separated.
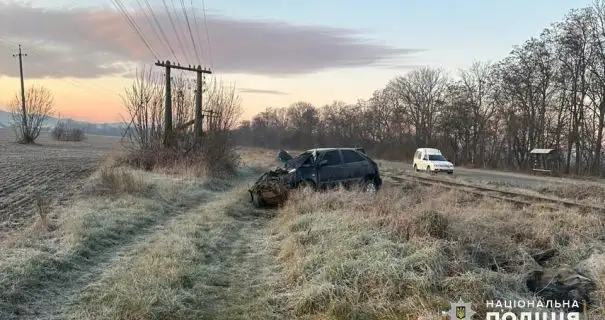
xmin=234 ymin=2 xmax=605 ymax=176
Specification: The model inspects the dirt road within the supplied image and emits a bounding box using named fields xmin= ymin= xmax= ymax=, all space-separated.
xmin=379 ymin=159 xmax=605 ymax=188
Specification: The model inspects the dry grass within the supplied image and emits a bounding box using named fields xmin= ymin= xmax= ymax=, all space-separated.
xmin=378 ymin=158 xmax=605 ymax=208
xmin=535 ymin=183 xmax=605 ymax=205
xmin=237 ymin=147 xmax=282 ymax=168
xmin=66 ymin=186 xmax=270 ymax=320
xmin=0 ymin=162 xmax=249 ymax=318
xmin=3 ymin=143 xmax=604 ymax=319
xmin=267 ymin=184 xmax=605 ymax=319
xmin=95 ymin=166 xmax=147 ymax=195
xmin=120 ymin=133 xmax=241 ymax=178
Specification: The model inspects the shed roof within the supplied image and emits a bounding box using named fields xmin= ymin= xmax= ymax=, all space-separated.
xmin=530 ymin=148 xmax=556 ymax=154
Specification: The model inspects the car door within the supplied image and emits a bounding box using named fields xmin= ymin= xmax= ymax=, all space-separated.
xmin=340 ymin=149 xmax=369 ymax=185
xmin=413 ymin=150 xmax=421 ymax=168
xmin=316 ymin=150 xmax=345 ymax=189
xmin=420 ymin=151 xmax=429 ymax=170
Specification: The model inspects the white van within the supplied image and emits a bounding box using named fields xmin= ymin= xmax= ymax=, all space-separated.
xmin=412 ymin=148 xmax=454 ymax=174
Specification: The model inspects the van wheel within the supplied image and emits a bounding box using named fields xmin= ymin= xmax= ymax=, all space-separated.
xmin=414 ymin=164 xmax=418 ymax=172
xmin=426 ymin=166 xmax=431 ymax=173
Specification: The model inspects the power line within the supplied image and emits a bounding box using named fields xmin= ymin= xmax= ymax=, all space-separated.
xmin=201 ymin=0 xmax=214 ymax=70
xmin=133 ymin=0 xmax=171 ymax=58
xmin=162 ymin=0 xmax=186 ymax=64
xmin=190 ymin=0 xmax=202 ymax=61
xmin=141 ymin=0 xmax=179 ymax=62
xmin=170 ymin=0 xmax=192 ymax=62
xmin=180 ymin=0 xmax=200 ymax=64
xmin=111 ymin=0 xmax=160 ymax=61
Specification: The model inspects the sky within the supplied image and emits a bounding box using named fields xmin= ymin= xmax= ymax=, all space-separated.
xmin=0 ymin=0 xmax=595 ymax=123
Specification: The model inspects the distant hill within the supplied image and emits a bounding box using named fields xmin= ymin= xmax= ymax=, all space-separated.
xmin=0 ymin=110 xmax=125 ymax=136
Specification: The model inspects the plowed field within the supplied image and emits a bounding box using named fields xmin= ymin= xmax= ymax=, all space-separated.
xmin=0 ymin=129 xmax=120 ymax=232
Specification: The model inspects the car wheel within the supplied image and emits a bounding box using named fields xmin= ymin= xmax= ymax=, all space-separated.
xmin=362 ymin=179 xmax=378 ymax=195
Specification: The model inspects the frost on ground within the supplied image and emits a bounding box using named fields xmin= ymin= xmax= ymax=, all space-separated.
xmin=0 ymin=146 xmax=603 ymax=319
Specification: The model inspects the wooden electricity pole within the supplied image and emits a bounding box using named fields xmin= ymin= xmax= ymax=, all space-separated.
xmin=154 ymin=60 xmax=211 ymax=145
xmin=13 ymin=44 xmax=27 ymax=131
xmin=203 ymin=109 xmax=217 ymax=132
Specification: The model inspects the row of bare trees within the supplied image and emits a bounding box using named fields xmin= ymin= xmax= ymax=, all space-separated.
xmin=234 ymin=1 xmax=605 ymax=176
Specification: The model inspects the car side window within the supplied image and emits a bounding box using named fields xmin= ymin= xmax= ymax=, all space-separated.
xmin=342 ymin=150 xmax=365 ymax=163
xmin=321 ymin=150 xmax=342 ymax=166
xmin=301 ymin=156 xmax=312 ymax=166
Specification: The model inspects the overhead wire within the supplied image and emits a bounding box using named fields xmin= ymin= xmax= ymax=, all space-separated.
xmin=133 ymin=0 xmax=172 ymax=60
xmin=162 ymin=0 xmax=186 ymax=65
xmin=111 ymin=0 xmax=160 ymax=61
xmin=140 ymin=0 xmax=179 ymax=63
xmin=190 ymin=0 xmax=203 ymax=64
xmin=201 ymin=0 xmax=214 ymax=70
xmin=170 ymin=0 xmax=192 ymax=63
xmin=180 ymin=0 xmax=201 ymax=64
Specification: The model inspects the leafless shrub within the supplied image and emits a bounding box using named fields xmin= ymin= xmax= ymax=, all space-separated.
xmin=96 ymin=166 xmax=144 ymax=195
xmin=32 ymin=192 xmax=53 ymax=233
xmin=120 ymin=68 xmax=242 ymax=177
xmin=8 ymin=85 xmax=54 ymax=144
xmin=51 ymin=121 xmax=86 ymax=141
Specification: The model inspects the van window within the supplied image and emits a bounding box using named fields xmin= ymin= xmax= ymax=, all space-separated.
xmin=428 ymin=154 xmax=447 ymax=161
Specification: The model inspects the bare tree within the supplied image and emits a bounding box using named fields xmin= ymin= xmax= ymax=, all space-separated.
xmin=121 ymin=67 xmax=165 ymax=150
xmin=9 ymin=85 xmax=54 ymax=144
xmin=391 ymin=67 xmax=449 ymax=147
xmin=204 ymin=79 xmax=243 ymax=133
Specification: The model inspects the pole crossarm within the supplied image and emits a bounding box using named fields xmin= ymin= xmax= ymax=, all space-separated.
xmin=154 ymin=60 xmax=212 ymax=144
xmin=154 ymin=60 xmax=212 ymax=74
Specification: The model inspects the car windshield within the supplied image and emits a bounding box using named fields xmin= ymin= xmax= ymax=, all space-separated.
xmin=285 ymin=152 xmax=313 ymax=169
xmin=428 ymin=154 xmax=447 ymax=161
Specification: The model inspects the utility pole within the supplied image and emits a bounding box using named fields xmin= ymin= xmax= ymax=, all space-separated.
xmin=13 ymin=44 xmax=27 ymax=131
xmin=203 ymin=109 xmax=217 ymax=132
xmin=195 ymin=67 xmax=204 ymax=139
xmin=154 ymin=60 xmax=211 ymax=145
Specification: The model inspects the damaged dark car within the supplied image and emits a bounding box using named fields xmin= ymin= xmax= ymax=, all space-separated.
xmin=249 ymin=147 xmax=383 ymax=208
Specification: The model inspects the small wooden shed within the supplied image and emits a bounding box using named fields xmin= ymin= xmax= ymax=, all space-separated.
xmin=529 ymin=148 xmax=561 ymax=176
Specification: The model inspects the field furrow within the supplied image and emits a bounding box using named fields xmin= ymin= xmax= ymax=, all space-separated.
xmin=0 ymin=129 xmax=119 ymax=232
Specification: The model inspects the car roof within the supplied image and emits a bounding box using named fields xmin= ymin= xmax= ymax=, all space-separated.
xmin=417 ymin=148 xmax=442 ymax=154
xmin=305 ymin=147 xmax=361 ymax=153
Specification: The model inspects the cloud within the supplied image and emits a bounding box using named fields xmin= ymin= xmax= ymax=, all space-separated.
xmin=237 ymin=88 xmax=289 ymax=95
xmin=0 ymin=2 xmax=423 ymax=79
